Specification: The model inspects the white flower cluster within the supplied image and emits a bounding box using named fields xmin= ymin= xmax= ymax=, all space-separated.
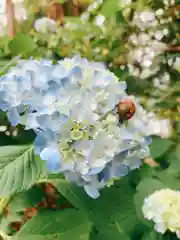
xmin=80 ymin=0 xmax=104 ymax=23
xmin=143 ymin=189 xmax=180 ymax=238
xmin=153 ymin=72 xmax=170 ymax=91
xmin=133 ymin=11 xmax=158 ymax=30
xmin=128 ymin=32 xmax=166 ymax=69
xmin=168 ymin=57 xmax=180 ymax=73
xmin=126 ymin=6 xmax=174 ymax=79
xmin=34 ymin=17 xmax=57 ymax=33
xmin=126 ymin=98 xmax=172 ymax=138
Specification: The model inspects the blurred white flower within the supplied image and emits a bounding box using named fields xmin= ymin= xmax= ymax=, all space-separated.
xmin=143 ymin=189 xmax=180 ymax=238
xmin=34 ymin=17 xmax=57 ymax=33
xmin=95 ymin=14 xmax=105 ymax=27
xmin=173 ymin=57 xmax=180 ymax=73
xmin=14 ymin=3 xmax=27 ymax=21
xmin=156 ymin=8 xmax=164 ymax=17
xmin=147 ymin=117 xmax=171 ymax=138
xmin=133 ymin=11 xmax=157 ymax=30
xmin=128 ymin=31 xmax=166 ymax=77
xmin=80 ymin=12 xmax=90 ymax=22
xmin=0 ymin=125 xmax=7 ymax=132
xmin=0 ymin=0 xmax=5 ymax=14
xmin=153 ymin=73 xmax=170 ymax=91
xmin=12 ymin=0 xmax=24 ymax=3
xmin=154 ymin=31 xmax=164 ymax=40
xmin=119 ymin=0 xmax=132 ymax=7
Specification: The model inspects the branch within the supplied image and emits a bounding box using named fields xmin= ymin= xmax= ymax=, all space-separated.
xmin=164 ymin=46 xmax=180 ymax=53
xmin=6 ymin=0 xmax=15 ymax=38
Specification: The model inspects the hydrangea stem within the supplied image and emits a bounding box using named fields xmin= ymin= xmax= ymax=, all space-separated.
xmin=6 ymin=0 xmax=15 ymax=38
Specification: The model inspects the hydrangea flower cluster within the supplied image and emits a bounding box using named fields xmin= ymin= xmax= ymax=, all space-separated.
xmin=0 ymin=55 xmax=151 ymax=198
xmin=143 ymin=189 xmax=180 ymax=238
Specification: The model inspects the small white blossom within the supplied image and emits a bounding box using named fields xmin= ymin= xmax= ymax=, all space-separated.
xmin=34 ymin=17 xmax=57 ymax=33
xmin=156 ymin=9 xmax=164 ymax=17
xmin=119 ymin=0 xmax=132 ymax=7
xmin=173 ymin=57 xmax=180 ymax=73
xmin=14 ymin=3 xmax=27 ymax=21
xmin=133 ymin=11 xmax=157 ymax=30
xmin=95 ymin=15 xmax=105 ymax=27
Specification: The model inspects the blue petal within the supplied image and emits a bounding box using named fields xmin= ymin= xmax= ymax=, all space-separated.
xmin=145 ymin=136 xmax=152 ymax=145
xmin=40 ymin=147 xmax=61 ymax=171
xmin=98 ymin=167 xmax=110 ymax=182
xmin=25 ymin=113 xmax=39 ymax=130
xmin=52 ymin=65 xmax=67 ymax=79
xmin=113 ymin=164 xmax=129 ymax=177
xmin=7 ymin=108 xmax=20 ymax=126
xmin=0 ymin=100 xmax=10 ymax=111
xmin=40 ymin=147 xmax=60 ymax=161
xmin=84 ymin=185 xmax=100 ymax=199
xmin=34 ymin=129 xmax=55 ymax=154
xmin=88 ymin=166 xmax=104 ymax=176
xmin=34 ymin=134 xmax=45 ymax=154
xmin=46 ymin=157 xmax=61 ymax=172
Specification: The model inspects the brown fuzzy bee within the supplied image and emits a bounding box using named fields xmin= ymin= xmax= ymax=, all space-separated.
xmin=116 ymin=98 xmax=136 ymax=122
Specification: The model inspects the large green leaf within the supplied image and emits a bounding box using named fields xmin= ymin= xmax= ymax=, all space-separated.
xmin=134 ymin=178 xmax=166 ymax=226
xmin=91 ymin=224 xmax=130 ymax=240
xmin=11 ymin=225 xmax=90 ymax=240
xmin=0 ymin=145 xmax=47 ymax=196
xmin=141 ymin=230 xmax=161 ymax=240
xmin=7 ymin=186 xmax=47 ymax=212
xmin=15 ymin=209 xmax=92 ymax=240
xmin=150 ymin=136 xmax=173 ymax=159
xmin=9 ymin=33 xmax=36 ymax=56
xmin=100 ymin=0 xmax=119 ymax=17
xmin=52 ymin=177 xmax=140 ymax=236
xmin=10 ymin=235 xmax=59 ymax=240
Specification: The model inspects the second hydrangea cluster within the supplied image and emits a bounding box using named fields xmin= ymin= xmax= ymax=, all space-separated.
xmin=143 ymin=189 xmax=180 ymax=238
xmin=0 ymin=55 xmax=151 ymax=198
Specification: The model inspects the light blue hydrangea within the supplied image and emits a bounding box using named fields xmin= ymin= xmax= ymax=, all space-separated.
xmin=0 ymin=55 xmax=151 ymax=198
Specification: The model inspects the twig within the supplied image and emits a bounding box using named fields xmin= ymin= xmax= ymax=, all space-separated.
xmin=72 ymin=1 xmax=79 ymax=16
xmin=6 ymin=0 xmax=15 ymax=38
xmin=164 ymin=46 xmax=180 ymax=53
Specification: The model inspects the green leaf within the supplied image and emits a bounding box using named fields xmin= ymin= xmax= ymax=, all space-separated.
xmin=134 ymin=178 xmax=165 ymax=226
xmin=142 ymin=230 xmax=161 ymax=240
xmin=16 ymin=208 xmax=92 ymax=240
xmin=150 ymin=136 xmax=173 ymax=159
xmin=100 ymin=0 xmax=119 ymax=17
xmin=176 ymin=121 xmax=180 ymax=134
xmin=7 ymin=186 xmax=46 ymax=212
xmin=176 ymin=144 xmax=180 ymax=161
xmin=10 ymin=235 xmax=59 ymax=240
xmin=9 ymin=33 xmax=36 ymax=56
xmin=56 ymin=0 xmax=67 ymax=3
xmin=92 ymin=224 xmax=130 ymax=240
xmin=10 ymin=225 xmax=90 ymax=240
xmin=52 ymin=177 xmax=140 ymax=235
xmin=0 ymin=212 xmax=23 ymax=234
xmin=0 ymin=145 xmax=47 ymax=196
